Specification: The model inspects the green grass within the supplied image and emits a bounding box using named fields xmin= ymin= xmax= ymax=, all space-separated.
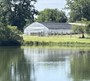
xmin=23 ymin=34 xmax=90 ymax=46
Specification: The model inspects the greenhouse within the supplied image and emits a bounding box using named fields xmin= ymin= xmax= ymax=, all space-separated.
xmin=24 ymin=22 xmax=72 ymax=36
xmin=24 ymin=22 xmax=49 ymax=36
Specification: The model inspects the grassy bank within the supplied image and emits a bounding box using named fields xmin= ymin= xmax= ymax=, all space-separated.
xmin=23 ymin=35 xmax=90 ymax=46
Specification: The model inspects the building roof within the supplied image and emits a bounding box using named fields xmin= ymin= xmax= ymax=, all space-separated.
xmin=41 ymin=22 xmax=72 ymax=29
xmin=24 ymin=22 xmax=72 ymax=31
xmin=24 ymin=22 xmax=49 ymax=32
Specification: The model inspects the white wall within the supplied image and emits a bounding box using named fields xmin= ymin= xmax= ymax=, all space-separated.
xmin=48 ymin=29 xmax=72 ymax=34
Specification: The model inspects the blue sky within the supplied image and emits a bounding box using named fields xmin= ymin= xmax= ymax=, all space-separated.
xmin=35 ymin=0 xmax=67 ymax=11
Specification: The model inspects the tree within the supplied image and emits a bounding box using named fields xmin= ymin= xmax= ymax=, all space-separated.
xmin=86 ymin=22 xmax=90 ymax=35
xmin=36 ymin=9 xmax=67 ymax=23
xmin=66 ymin=0 xmax=90 ymax=22
xmin=0 ymin=0 xmax=38 ymax=31
xmin=0 ymin=24 xmax=23 ymax=46
xmin=72 ymin=25 xmax=85 ymax=38
xmin=0 ymin=2 xmax=23 ymax=46
xmin=0 ymin=2 xmax=9 ymax=26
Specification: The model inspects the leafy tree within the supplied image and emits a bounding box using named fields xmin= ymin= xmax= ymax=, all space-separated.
xmin=66 ymin=0 xmax=90 ymax=22
xmin=0 ymin=24 xmax=23 ymax=46
xmin=0 ymin=2 xmax=23 ymax=46
xmin=0 ymin=0 xmax=38 ymax=31
xmin=86 ymin=22 xmax=90 ymax=35
xmin=72 ymin=25 xmax=85 ymax=38
xmin=0 ymin=2 xmax=9 ymax=25
xmin=36 ymin=9 xmax=67 ymax=23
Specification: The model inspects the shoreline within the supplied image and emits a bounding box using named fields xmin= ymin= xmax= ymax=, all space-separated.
xmin=23 ymin=41 xmax=90 ymax=47
xmin=23 ymin=35 xmax=90 ymax=46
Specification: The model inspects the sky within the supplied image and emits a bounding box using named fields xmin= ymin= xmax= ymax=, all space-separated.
xmin=35 ymin=0 xmax=67 ymax=12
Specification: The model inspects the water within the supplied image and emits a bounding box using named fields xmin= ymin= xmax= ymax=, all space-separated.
xmin=0 ymin=47 xmax=90 ymax=81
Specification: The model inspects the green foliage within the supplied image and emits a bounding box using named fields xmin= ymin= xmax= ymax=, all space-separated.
xmin=72 ymin=24 xmax=86 ymax=38
xmin=0 ymin=23 xmax=23 ymax=46
xmin=0 ymin=0 xmax=37 ymax=31
xmin=0 ymin=2 xmax=24 ymax=46
xmin=36 ymin=9 xmax=67 ymax=23
xmin=72 ymin=25 xmax=85 ymax=34
xmin=74 ymin=20 xmax=90 ymax=35
xmin=66 ymin=0 xmax=90 ymax=22
xmin=86 ymin=22 xmax=90 ymax=35
xmin=0 ymin=2 xmax=9 ymax=25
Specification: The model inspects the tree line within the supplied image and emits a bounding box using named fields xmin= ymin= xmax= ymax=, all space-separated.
xmin=36 ymin=9 xmax=67 ymax=23
xmin=35 ymin=0 xmax=90 ymax=38
xmin=0 ymin=0 xmax=37 ymax=45
xmin=0 ymin=0 xmax=90 ymax=31
xmin=0 ymin=0 xmax=90 ymax=45
xmin=65 ymin=0 xmax=90 ymax=37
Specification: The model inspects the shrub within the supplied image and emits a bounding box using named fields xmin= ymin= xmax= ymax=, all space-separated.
xmin=0 ymin=24 xmax=23 ymax=46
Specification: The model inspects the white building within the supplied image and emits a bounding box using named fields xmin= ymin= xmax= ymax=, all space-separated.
xmin=24 ymin=22 xmax=72 ymax=36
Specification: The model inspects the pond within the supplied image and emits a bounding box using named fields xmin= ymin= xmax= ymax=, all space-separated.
xmin=0 ymin=46 xmax=90 ymax=81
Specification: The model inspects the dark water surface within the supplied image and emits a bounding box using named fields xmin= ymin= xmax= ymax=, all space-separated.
xmin=0 ymin=47 xmax=90 ymax=81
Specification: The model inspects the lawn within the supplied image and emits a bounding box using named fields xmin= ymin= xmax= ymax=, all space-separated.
xmin=23 ymin=34 xmax=90 ymax=46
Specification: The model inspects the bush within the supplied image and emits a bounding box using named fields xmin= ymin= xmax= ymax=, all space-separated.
xmin=86 ymin=23 xmax=90 ymax=35
xmin=0 ymin=25 xmax=23 ymax=46
xmin=0 ymin=40 xmax=21 ymax=46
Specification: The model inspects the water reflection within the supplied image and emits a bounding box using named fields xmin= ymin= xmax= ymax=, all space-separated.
xmin=70 ymin=50 xmax=90 ymax=81
xmin=0 ymin=47 xmax=32 ymax=81
xmin=24 ymin=48 xmax=77 ymax=62
xmin=0 ymin=47 xmax=90 ymax=81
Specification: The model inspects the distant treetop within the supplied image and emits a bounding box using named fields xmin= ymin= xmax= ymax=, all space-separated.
xmin=36 ymin=9 xmax=67 ymax=23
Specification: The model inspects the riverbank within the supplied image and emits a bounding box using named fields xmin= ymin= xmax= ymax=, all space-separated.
xmin=23 ymin=35 xmax=90 ymax=46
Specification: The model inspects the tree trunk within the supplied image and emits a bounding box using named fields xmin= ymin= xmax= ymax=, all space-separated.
xmin=82 ymin=32 xmax=85 ymax=38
